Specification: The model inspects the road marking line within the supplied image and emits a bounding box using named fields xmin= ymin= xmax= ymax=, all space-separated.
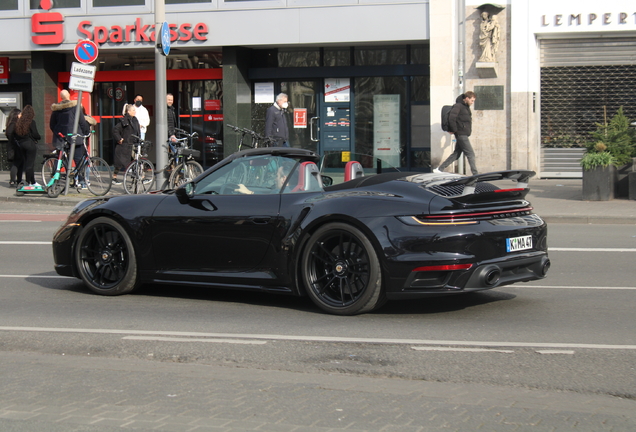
xmin=513 ymin=285 xmax=636 ymax=290
xmin=411 ymin=347 xmax=514 ymax=353
xmin=122 ymin=336 xmax=267 ymax=345
xmin=536 ymin=350 xmax=575 ymax=355
xmin=0 ymin=241 xmax=51 ymax=245
xmin=1 ymin=326 xmax=635 ymax=351
xmin=550 ymin=247 xmax=636 ymax=252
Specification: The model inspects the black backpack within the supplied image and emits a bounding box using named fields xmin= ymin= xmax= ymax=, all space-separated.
xmin=440 ymin=105 xmax=453 ymax=132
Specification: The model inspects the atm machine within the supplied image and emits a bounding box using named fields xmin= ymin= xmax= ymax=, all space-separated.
xmin=0 ymin=92 xmax=23 ymax=170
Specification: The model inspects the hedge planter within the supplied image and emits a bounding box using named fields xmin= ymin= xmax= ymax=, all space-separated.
xmin=582 ymin=165 xmax=617 ymax=201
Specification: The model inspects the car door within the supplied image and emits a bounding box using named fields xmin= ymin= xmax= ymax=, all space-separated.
xmin=150 ymin=157 xmax=281 ymax=276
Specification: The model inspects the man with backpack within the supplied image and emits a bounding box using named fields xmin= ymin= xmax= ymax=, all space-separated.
xmin=434 ymin=91 xmax=479 ymax=175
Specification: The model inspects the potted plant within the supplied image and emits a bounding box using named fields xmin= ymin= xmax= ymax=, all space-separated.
xmin=581 ymin=107 xmax=636 ymax=201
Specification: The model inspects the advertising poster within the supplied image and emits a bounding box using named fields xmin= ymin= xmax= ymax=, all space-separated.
xmin=373 ymin=94 xmax=400 ymax=168
xmin=324 ymin=78 xmax=350 ymax=102
xmin=255 ymin=82 xmax=274 ymax=103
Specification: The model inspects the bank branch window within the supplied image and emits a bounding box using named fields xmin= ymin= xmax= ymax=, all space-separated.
xmin=30 ymin=0 xmax=80 ymax=7
xmin=93 ymin=0 xmax=143 ymax=6
xmin=0 ymin=0 xmax=17 ymax=10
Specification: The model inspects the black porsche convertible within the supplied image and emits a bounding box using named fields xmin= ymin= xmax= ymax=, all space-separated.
xmin=53 ymin=147 xmax=550 ymax=315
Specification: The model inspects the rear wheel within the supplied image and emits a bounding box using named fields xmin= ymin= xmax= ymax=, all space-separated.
xmin=301 ymin=223 xmax=385 ymax=315
xmin=86 ymin=157 xmax=112 ymax=196
xmin=75 ymin=217 xmax=138 ymax=295
xmin=169 ymin=160 xmax=204 ymax=189
xmin=41 ymin=156 xmax=60 ymax=186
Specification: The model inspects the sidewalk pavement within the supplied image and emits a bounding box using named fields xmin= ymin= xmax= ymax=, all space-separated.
xmin=0 ymin=171 xmax=634 ymax=224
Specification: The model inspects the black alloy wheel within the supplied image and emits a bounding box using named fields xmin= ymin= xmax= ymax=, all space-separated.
xmin=301 ymin=223 xmax=385 ymax=315
xmin=75 ymin=217 xmax=138 ymax=296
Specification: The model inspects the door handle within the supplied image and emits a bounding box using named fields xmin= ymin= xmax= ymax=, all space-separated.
xmin=249 ymin=216 xmax=271 ymax=224
xmin=310 ymin=117 xmax=320 ymax=142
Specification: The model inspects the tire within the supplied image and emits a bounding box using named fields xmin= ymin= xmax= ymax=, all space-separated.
xmin=41 ymin=156 xmax=60 ymax=186
xmin=301 ymin=223 xmax=385 ymax=315
xmin=75 ymin=217 xmax=138 ymax=296
xmin=123 ymin=159 xmax=154 ymax=194
xmin=169 ymin=160 xmax=203 ymax=189
xmin=86 ymin=157 xmax=113 ymax=196
xmin=47 ymin=180 xmax=64 ymax=198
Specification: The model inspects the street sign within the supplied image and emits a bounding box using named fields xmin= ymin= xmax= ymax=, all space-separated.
xmin=70 ymin=62 xmax=96 ymax=80
xmin=159 ymin=21 xmax=171 ymax=56
xmin=69 ymin=76 xmax=94 ymax=93
xmin=74 ymin=39 xmax=99 ymax=64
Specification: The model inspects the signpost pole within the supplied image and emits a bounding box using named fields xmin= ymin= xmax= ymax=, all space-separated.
xmin=63 ymin=95 xmax=82 ymax=195
xmin=155 ymin=0 xmax=168 ymax=176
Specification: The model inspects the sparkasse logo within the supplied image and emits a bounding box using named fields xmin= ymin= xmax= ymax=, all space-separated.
xmin=32 ymin=0 xmax=65 ymax=45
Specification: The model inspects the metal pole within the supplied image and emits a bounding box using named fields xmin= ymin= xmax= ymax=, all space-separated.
xmin=457 ymin=0 xmax=466 ymax=175
xmin=64 ymin=90 xmax=82 ymax=195
xmin=155 ymin=0 xmax=168 ymax=174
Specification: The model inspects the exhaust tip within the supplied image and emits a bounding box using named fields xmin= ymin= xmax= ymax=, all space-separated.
xmin=480 ymin=265 xmax=501 ymax=287
xmin=541 ymin=259 xmax=551 ymax=276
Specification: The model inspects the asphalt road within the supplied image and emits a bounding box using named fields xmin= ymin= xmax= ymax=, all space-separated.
xmin=1 ymin=208 xmax=635 ymax=431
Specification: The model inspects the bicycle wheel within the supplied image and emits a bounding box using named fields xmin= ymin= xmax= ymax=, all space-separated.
xmin=169 ymin=160 xmax=203 ymax=189
xmin=123 ymin=159 xmax=155 ymax=194
xmin=41 ymin=156 xmax=61 ymax=186
xmin=86 ymin=157 xmax=113 ymax=196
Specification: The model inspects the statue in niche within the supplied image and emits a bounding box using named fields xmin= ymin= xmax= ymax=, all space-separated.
xmin=478 ymin=11 xmax=500 ymax=63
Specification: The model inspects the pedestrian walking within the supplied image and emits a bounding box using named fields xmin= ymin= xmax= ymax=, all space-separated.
xmin=4 ymin=108 xmax=22 ymax=187
xmin=434 ymin=91 xmax=479 ymax=175
xmin=112 ymin=104 xmax=140 ymax=185
xmin=265 ymin=93 xmax=290 ymax=147
xmin=9 ymin=105 xmax=41 ymax=187
xmin=50 ymin=89 xmax=91 ymax=177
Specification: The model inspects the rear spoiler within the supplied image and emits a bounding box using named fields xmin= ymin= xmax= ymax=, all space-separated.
xmin=439 ymin=170 xmax=536 ymax=197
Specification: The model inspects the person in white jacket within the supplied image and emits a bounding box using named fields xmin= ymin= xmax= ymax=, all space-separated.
xmin=123 ymin=94 xmax=150 ymax=140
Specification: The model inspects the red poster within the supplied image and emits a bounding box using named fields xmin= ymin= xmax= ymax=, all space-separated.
xmin=294 ymin=108 xmax=307 ymax=128
xmin=0 ymin=57 xmax=9 ymax=83
xmin=205 ymin=99 xmax=221 ymax=110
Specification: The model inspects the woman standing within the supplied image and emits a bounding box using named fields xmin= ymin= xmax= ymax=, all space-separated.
xmin=9 ymin=105 xmax=40 ymax=187
xmin=112 ymin=104 xmax=140 ymax=185
xmin=4 ymin=108 xmax=21 ymax=187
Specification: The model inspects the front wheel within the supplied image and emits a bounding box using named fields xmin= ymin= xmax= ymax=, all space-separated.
xmin=123 ymin=159 xmax=155 ymax=194
xmin=75 ymin=217 xmax=138 ymax=295
xmin=169 ymin=160 xmax=204 ymax=189
xmin=301 ymin=223 xmax=385 ymax=315
xmin=86 ymin=157 xmax=112 ymax=196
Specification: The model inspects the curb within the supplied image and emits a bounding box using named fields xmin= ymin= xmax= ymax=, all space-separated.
xmin=541 ymin=215 xmax=636 ymax=225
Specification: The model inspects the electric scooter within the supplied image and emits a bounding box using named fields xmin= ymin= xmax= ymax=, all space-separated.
xmin=15 ymin=181 xmax=46 ymax=196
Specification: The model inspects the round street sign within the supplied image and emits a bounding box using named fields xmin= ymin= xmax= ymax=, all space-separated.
xmin=74 ymin=39 xmax=99 ymax=64
xmin=160 ymin=21 xmax=171 ymax=56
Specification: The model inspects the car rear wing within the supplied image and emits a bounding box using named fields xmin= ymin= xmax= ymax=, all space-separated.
xmin=438 ymin=170 xmax=535 ymax=197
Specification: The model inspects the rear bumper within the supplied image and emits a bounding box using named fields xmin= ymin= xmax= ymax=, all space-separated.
xmin=386 ymin=251 xmax=549 ymax=300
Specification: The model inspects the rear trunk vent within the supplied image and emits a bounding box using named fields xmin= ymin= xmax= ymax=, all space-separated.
xmin=428 ymin=182 xmax=499 ymax=197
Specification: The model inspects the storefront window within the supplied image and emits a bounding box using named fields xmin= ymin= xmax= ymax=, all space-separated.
xmin=1 ymin=0 xmax=18 ymax=10
xmin=93 ymin=0 xmax=143 ymax=6
xmin=324 ymin=48 xmax=351 ymax=67
xmin=410 ymin=44 xmax=429 ymax=65
xmin=167 ymin=0 xmax=211 ymax=3
xmin=30 ymin=0 xmax=80 ymax=7
xmin=278 ymin=49 xmax=320 ymax=67
xmin=354 ymin=77 xmax=407 ymax=167
xmin=354 ymin=46 xmax=407 ymax=66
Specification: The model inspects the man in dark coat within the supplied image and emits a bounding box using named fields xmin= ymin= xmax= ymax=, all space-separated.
xmin=50 ymin=89 xmax=90 ymax=168
xmin=265 ymin=93 xmax=289 ymax=147
xmin=167 ymin=93 xmax=178 ymax=151
xmin=434 ymin=91 xmax=479 ymax=175
xmin=112 ymin=104 xmax=141 ymax=184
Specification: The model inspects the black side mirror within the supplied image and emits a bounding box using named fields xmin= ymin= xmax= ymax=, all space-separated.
xmin=176 ymin=182 xmax=195 ymax=204
xmin=321 ymin=175 xmax=333 ymax=187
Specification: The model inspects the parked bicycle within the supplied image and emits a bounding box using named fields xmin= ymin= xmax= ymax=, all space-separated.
xmin=42 ymin=132 xmax=112 ymax=198
xmin=226 ymin=124 xmax=277 ymax=151
xmin=162 ymin=128 xmax=204 ymax=189
xmin=122 ymin=135 xmax=155 ymax=194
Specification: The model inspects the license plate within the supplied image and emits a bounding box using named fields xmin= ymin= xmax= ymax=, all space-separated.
xmin=506 ymin=235 xmax=532 ymax=252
